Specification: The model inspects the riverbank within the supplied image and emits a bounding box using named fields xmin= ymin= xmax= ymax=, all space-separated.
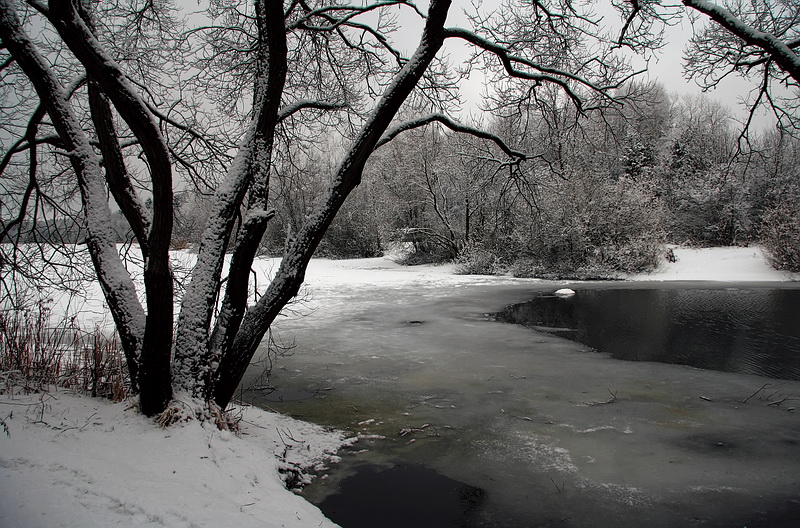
xmin=0 ymin=245 xmax=796 ymax=527
xmin=0 ymin=389 xmax=351 ymax=528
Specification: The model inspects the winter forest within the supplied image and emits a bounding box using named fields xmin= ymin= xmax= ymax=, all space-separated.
xmin=1 ymin=0 xmax=799 ymax=420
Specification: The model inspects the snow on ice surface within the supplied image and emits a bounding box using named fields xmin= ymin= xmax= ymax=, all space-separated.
xmin=0 ymin=245 xmax=796 ymax=528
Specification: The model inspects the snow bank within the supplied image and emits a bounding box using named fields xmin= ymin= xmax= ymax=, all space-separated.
xmin=627 ymin=245 xmax=798 ymax=282
xmin=0 ymin=389 xmax=351 ymax=528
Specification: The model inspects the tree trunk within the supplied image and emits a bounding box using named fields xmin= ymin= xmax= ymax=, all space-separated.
xmin=213 ymin=0 xmax=453 ymax=408
xmin=49 ymin=0 xmax=175 ymax=415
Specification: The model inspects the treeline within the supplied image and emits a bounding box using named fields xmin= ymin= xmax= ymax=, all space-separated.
xmin=168 ymin=85 xmax=800 ymax=276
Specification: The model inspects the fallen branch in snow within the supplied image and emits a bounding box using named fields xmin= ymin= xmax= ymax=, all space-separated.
xmin=765 ymin=394 xmax=799 ymax=407
xmin=1 ymin=412 xmax=10 ymax=436
xmin=741 ymin=383 xmax=797 ymax=409
xmin=549 ymin=477 xmax=565 ymax=494
xmin=583 ymin=389 xmax=617 ymax=406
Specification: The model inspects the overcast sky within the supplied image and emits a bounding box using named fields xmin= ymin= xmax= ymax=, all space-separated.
xmin=178 ymin=0 xmax=772 ymax=129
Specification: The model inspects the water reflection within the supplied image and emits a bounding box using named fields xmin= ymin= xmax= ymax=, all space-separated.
xmin=494 ymin=288 xmax=800 ymax=380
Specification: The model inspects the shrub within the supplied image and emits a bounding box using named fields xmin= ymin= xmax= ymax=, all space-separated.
xmin=760 ymin=202 xmax=800 ymax=272
xmin=507 ymin=176 xmax=665 ymax=278
xmin=454 ymin=247 xmax=500 ymax=275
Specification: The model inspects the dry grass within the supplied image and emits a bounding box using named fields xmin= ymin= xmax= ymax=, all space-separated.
xmin=0 ymin=300 xmax=129 ymax=400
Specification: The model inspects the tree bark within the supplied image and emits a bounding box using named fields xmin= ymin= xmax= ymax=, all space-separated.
xmin=205 ymin=0 xmax=287 ymax=400
xmin=213 ymin=0 xmax=454 ymax=408
xmin=48 ymin=0 xmax=174 ymax=415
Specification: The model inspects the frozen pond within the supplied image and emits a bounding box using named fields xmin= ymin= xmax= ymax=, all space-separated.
xmin=242 ymin=276 xmax=800 ymax=527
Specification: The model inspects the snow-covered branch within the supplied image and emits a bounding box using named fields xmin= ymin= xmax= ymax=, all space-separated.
xmin=277 ymin=100 xmax=347 ymax=121
xmin=683 ymin=0 xmax=800 ymax=83
xmin=444 ymin=26 xmax=625 ymax=112
xmin=376 ymin=113 xmax=528 ymax=160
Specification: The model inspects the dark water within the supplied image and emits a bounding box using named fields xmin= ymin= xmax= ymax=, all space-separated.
xmin=252 ymin=282 xmax=800 ymax=528
xmin=494 ymin=288 xmax=800 ymax=380
xmin=318 ymin=463 xmax=485 ymax=528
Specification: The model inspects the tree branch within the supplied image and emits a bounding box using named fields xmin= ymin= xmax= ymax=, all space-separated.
xmin=88 ymin=82 xmax=152 ymax=258
xmin=683 ymin=0 xmax=800 ymax=83
xmin=444 ymin=26 xmax=624 ymax=112
xmin=376 ymin=113 xmax=528 ymax=160
xmin=277 ymin=99 xmax=347 ymax=121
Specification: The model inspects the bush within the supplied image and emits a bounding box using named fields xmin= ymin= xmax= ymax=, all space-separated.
xmin=454 ymin=247 xmax=500 ymax=275
xmin=507 ymin=176 xmax=665 ymax=277
xmin=760 ymin=202 xmax=800 ymax=272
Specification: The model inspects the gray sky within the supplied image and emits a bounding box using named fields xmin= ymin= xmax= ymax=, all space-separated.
xmin=177 ymin=0 xmax=774 ymax=129
xmin=397 ymin=0 xmax=768 ymax=125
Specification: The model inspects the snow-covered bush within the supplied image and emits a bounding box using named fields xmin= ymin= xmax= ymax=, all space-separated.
xmin=454 ymin=246 xmax=500 ymax=275
xmin=760 ymin=202 xmax=800 ymax=272
xmin=511 ymin=175 xmax=665 ymax=278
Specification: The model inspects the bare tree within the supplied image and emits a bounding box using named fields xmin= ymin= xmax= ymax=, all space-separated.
xmin=679 ymin=0 xmax=798 ymax=137
xmin=0 ymin=0 xmax=644 ymax=417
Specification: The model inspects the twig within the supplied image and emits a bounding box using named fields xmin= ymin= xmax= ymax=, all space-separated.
xmin=79 ymin=412 xmax=97 ymax=431
xmin=742 ymin=383 xmax=771 ymax=403
xmin=399 ymin=423 xmax=432 ymax=437
xmin=766 ymin=395 xmax=798 ymax=407
xmin=0 ymin=412 xmax=11 ymax=436
xmin=584 ymin=389 xmax=617 ymax=406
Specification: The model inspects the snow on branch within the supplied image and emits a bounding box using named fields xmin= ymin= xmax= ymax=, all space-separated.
xmin=443 ymin=27 xmax=629 ymax=112
xmin=683 ymin=0 xmax=800 ymax=83
xmin=277 ymin=100 xmax=347 ymax=121
xmin=376 ymin=113 xmax=528 ymax=160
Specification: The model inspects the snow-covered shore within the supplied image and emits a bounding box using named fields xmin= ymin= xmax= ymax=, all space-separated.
xmin=627 ymin=245 xmax=797 ymax=282
xmin=0 ymin=390 xmax=351 ymax=528
xmin=0 ymin=245 xmax=796 ymax=528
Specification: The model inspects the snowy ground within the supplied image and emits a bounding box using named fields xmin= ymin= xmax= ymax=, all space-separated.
xmin=0 ymin=245 xmax=796 ymax=528
xmin=0 ymin=389 xmax=352 ymax=528
xmin=627 ymin=245 xmax=797 ymax=282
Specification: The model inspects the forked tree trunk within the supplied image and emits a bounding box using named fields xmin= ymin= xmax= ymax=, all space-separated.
xmin=1 ymin=0 xmax=454 ymax=416
xmin=211 ymin=0 xmax=453 ymax=408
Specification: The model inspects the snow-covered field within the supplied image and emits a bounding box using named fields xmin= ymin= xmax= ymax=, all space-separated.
xmin=0 ymin=245 xmax=796 ymax=528
xmin=627 ymin=245 xmax=797 ymax=282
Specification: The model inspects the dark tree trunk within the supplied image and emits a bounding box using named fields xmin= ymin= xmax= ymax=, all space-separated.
xmin=50 ymin=0 xmax=175 ymax=415
xmin=213 ymin=0 xmax=453 ymax=409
